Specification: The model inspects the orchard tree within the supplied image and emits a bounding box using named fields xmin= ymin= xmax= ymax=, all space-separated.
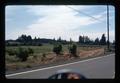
xmin=100 ymin=34 xmax=106 ymax=45
xmin=94 ymin=38 xmax=100 ymax=45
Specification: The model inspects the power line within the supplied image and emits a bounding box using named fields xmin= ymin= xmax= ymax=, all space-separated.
xmin=65 ymin=5 xmax=102 ymax=22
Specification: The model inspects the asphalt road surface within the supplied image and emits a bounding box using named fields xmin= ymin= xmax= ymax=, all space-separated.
xmin=6 ymin=53 xmax=115 ymax=79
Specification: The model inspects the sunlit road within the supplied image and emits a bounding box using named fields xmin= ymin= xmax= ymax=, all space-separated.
xmin=6 ymin=53 xmax=115 ymax=79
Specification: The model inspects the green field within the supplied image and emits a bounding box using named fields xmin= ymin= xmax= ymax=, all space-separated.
xmin=6 ymin=44 xmax=68 ymax=54
xmin=6 ymin=44 xmax=52 ymax=53
xmin=6 ymin=44 xmax=104 ymax=55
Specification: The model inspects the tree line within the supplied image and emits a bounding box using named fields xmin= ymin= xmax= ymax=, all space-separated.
xmin=6 ymin=35 xmax=68 ymax=46
xmin=78 ymin=34 xmax=107 ymax=45
xmin=6 ymin=34 xmax=114 ymax=46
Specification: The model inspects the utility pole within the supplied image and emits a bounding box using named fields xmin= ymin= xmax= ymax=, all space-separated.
xmin=107 ymin=4 xmax=110 ymax=51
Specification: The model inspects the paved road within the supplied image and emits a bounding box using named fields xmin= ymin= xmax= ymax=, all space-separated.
xmin=6 ymin=53 xmax=115 ymax=79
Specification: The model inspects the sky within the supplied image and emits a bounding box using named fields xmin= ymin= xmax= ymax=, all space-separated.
xmin=5 ymin=5 xmax=115 ymax=42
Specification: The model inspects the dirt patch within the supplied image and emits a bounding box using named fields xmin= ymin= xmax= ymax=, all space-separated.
xmin=38 ymin=48 xmax=105 ymax=64
xmin=79 ymin=48 xmax=105 ymax=58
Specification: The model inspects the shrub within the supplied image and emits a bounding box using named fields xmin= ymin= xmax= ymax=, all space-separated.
xmin=16 ymin=47 xmax=29 ymax=61
xmin=38 ymin=43 xmax=42 ymax=46
xmin=42 ymin=53 xmax=46 ymax=58
xmin=28 ymin=48 xmax=34 ymax=54
xmin=41 ymin=53 xmax=46 ymax=61
xmin=6 ymin=54 xmax=19 ymax=63
xmin=33 ymin=54 xmax=37 ymax=59
xmin=53 ymin=44 xmax=62 ymax=55
xmin=6 ymin=49 xmax=17 ymax=56
xmin=69 ymin=44 xmax=78 ymax=57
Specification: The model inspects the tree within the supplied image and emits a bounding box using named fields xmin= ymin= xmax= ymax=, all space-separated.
xmin=16 ymin=34 xmax=26 ymax=42
xmin=57 ymin=37 xmax=62 ymax=42
xmin=69 ymin=44 xmax=77 ymax=57
xmin=41 ymin=53 xmax=46 ymax=61
xmin=53 ymin=44 xmax=62 ymax=55
xmin=94 ymin=38 xmax=100 ymax=45
xmin=70 ymin=38 xmax=73 ymax=44
xmin=61 ymin=40 xmax=67 ymax=45
xmin=27 ymin=35 xmax=32 ymax=41
xmin=84 ymin=36 xmax=90 ymax=44
xmin=26 ymin=35 xmax=32 ymax=45
xmin=16 ymin=47 xmax=29 ymax=61
xmin=50 ymin=38 xmax=56 ymax=44
xmin=16 ymin=34 xmax=33 ymax=45
xmin=79 ymin=35 xmax=84 ymax=44
xmin=79 ymin=36 xmax=82 ymax=43
xmin=53 ymin=38 xmax=55 ymax=40
xmin=82 ymin=36 xmax=85 ymax=44
xmin=79 ymin=35 xmax=93 ymax=44
xmin=28 ymin=48 xmax=34 ymax=55
xmin=100 ymin=34 xmax=106 ymax=45
xmin=34 ymin=37 xmax=37 ymax=41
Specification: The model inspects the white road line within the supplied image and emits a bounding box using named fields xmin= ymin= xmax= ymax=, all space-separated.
xmin=6 ymin=53 xmax=114 ymax=77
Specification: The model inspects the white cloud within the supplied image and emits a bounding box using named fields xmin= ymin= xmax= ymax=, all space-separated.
xmin=21 ymin=6 xmax=109 ymax=41
xmin=6 ymin=6 xmax=115 ymax=42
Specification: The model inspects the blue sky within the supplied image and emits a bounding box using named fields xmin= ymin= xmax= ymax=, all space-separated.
xmin=5 ymin=5 xmax=115 ymax=42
